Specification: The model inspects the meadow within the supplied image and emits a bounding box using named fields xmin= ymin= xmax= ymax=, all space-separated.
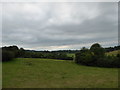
xmin=2 ymin=58 xmax=118 ymax=88
xmin=67 ymin=53 xmax=75 ymax=58
xmin=106 ymin=50 xmax=120 ymax=56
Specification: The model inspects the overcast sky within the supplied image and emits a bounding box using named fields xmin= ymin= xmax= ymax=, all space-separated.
xmin=2 ymin=2 xmax=118 ymax=50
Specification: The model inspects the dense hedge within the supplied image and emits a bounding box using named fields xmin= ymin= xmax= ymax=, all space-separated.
xmin=75 ymin=48 xmax=94 ymax=65
xmin=22 ymin=52 xmax=73 ymax=60
xmin=2 ymin=46 xmax=19 ymax=62
xmin=75 ymin=43 xmax=120 ymax=68
xmin=2 ymin=50 xmax=15 ymax=62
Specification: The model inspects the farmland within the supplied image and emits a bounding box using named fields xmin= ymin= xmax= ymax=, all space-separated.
xmin=106 ymin=50 xmax=120 ymax=56
xmin=2 ymin=58 xmax=118 ymax=88
xmin=2 ymin=2 xmax=120 ymax=88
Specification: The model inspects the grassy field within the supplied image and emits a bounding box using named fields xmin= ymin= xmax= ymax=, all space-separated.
xmin=67 ymin=53 xmax=75 ymax=58
xmin=106 ymin=50 xmax=120 ymax=56
xmin=3 ymin=58 xmax=118 ymax=88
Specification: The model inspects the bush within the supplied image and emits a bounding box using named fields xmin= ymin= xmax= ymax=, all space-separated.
xmin=2 ymin=50 xmax=15 ymax=62
xmin=95 ymin=55 xmax=120 ymax=68
xmin=44 ymin=52 xmax=73 ymax=60
xmin=75 ymin=48 xmax=94 ymax=65
xmin=114 ymin=54 xmax=120 ymax=67
xmin=2 ymin=45 xmax=19 ymax=58
xmin=75 ymin=43 xmax=120 ymax=68
xmin=90 ymin=43 xmax=105 ymax=58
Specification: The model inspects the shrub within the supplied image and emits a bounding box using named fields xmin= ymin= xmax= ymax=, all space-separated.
xmin=75 ymin=43 xmax=120 ymax=68
xmin=114 ymin=54 xmax=120 ymax=67
xmin=75 ymin=48 xmax=94 ymax=65
xmin=17 ymin=48 xmax=25 ymax=58
xmin=45 ymin=52 xmax=73 ymax=60
xmin=95 ymin=55 xmax=120 ymax=68
xmin=2 ymin=50 xmax=15 ymax=62
xmin=2 ymin=45 xmax=19 ymax=58
xmin=90 ymin=43 xmax=105 ymax=58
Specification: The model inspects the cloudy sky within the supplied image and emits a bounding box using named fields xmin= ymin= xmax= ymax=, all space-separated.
xmin=2 ymin=2 xmax=118 ymax=50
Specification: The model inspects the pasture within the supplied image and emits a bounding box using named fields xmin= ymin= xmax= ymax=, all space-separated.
xmin=67 ymin=53 xmax=75 ymax=58
xmin=2 ymin=58 xmax=118 ymax=88
xmin=106 ymin=50 xmax=120 ymax=56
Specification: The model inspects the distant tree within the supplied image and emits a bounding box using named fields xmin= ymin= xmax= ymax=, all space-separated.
xmin=80 ymin=47 xmax=89 ymax=53
xmin=18 ymin=48 xmax=25 ymax=57
xmin=90 ymin=43 xmax=105 ymax=58
xmin=105 ymin=45 xmax=120 ymax=52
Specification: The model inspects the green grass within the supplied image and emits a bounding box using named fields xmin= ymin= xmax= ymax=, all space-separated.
xmin=3 ymin=58 xmax=118 ymax=88
xmin=106 ymin=50 xmax=120 ymax=56
xmin=67 ymin=53 xmax=75 ymax=58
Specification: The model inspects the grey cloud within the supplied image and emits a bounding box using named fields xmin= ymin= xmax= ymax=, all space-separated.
xmin=2 ymin=2 xmax=118 ymax=50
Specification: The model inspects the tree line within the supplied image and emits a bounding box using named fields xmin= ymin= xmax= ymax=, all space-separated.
xmin=1 ymin=44 xmax=120 ymax=68
xmin=1 ymin=46 xmax=73 ymax=62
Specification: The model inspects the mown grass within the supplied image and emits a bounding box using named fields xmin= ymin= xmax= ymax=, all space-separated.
xmin=3 ymin=58 xmax=118 ymax=88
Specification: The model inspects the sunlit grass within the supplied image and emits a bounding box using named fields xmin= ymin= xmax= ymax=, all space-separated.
xmin=106 ymin=50 xmax=120 ymax=56
xmin=67 ymin=53 xmax=75 ymax=57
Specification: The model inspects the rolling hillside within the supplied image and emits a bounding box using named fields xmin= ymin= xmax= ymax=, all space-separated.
xmin=106 ymin=50 xmax=120 ymax=56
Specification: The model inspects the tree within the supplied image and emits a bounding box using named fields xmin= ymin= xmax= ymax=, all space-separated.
xmin=90 ymin=43 xmax=105 ymax=58
xmin=18 ymin=48 xmax=25 ymax=57
xmin=75 ymin=47 xmax=94 ymax=65
xmin=2 ymin=45 xmax=19 ymax=57
xmin=2 ymin=50 xmax=15 ymax=62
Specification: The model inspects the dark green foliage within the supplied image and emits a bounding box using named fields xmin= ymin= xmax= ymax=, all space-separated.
xmin=2 ymin=45 xmax=19 ymax=61
xmin=2 ymin=50 xmax=15 ymax=62
xmin=2 ymin=45 xmax=19 ymax=58
xmin=2 ymin=45 xmax=73 ymax=61
xmin=40 ymin=52 xmax=73 ymax=60
xmin=17 ymin=48 xmax=25 ymax=57
xmin=2 ymin=44 xmax=119 ymax=63
xmin=90 ymin=43 xmax=105 ymax=57
xmin=95 ymin=55 xmax=120 ymax=68
xmin=21 ymin=51 xmax=73 ymax=60
xmin=75 ymin=47 xmax=94 ymax=65
xmin=75 ymin=43 xmax=120 ymax=68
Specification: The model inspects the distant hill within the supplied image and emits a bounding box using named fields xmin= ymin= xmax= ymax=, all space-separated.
xmin=106 ymin=50 xmax=120 ymax=56
xmin=105 ymin=45 xmax=120 ymax=52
